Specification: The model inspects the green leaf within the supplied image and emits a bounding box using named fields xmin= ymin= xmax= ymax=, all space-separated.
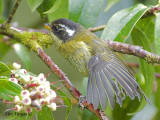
xmin=0 ymin=0 xmax=3 ymax=16
xmin=0 ymin=62 xmax=11 ymax=76
xmin=69 ymin=0 xmax=105 ymax=28
xmin=101 ymin=4 xmax=150 ymax=42
xmin=155 ymin=78 xmax=160 ymax=109
xmin=27 ymin=0 xmax=44 ymax=12
xmin=43 ymin=0 xmax=61 ymax=14
xmin=0 ymin=78 xmax=22 ymax=101
xmin=13 ymin=43 xmax=31 ymax=70
xmin=0 ymin=16 xmax=5 ymax=24
xmin=37 ymin=106 xmax=54 ymax=120
xmin=69 ymin=0 xmax=85 ymax=23
xmin=104 ymin=0 xmax=120 ymax=12
xmin=153 ymin=110 xmax=160 ymax=120
xmin=79 ymin=109 xmax=99 ymax=120
xmin=113 ymin=97 xmax=140 ymax=120
xmin=51 ymin=85 xmax=72 ymax=120
xmin=155 ymin=13 xmax=160 ymax=55
xmin=154 ymin=65 xmax=160 ymax=113
xmin=37 ymin=0 xmax=55 ymax=18
xmin=47 ymin=0 xmax=69 ymax=22
xmin=0 ymin=42 xmax=11 ymax=60
xmin=131 ymin=28 xmax=154 ymax=111
xmin=136 ymin=16 xmax=155 ymax=43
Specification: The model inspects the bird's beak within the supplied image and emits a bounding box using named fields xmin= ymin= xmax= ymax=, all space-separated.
xmin=44 ymin=23 xmax=52 ymax=31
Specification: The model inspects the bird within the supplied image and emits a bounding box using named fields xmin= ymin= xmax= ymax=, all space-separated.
xmin=44 ymin=18 xmax=149 ymax=110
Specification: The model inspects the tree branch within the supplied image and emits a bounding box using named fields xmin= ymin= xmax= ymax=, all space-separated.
xmin=2 ymin=25 xmax=160 ymax=64
xmin=107 ymin=40 xmax=160 ymax=64
xmin=6 ymin=0 xmax=21 ymax=24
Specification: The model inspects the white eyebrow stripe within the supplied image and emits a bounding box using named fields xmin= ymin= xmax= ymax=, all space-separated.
xmin=59 ymin=24 xmax=75 ymax=37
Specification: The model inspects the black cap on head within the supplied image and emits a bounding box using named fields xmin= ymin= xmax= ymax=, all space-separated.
xmin=50 ymin=18 xmax=80 ymax=42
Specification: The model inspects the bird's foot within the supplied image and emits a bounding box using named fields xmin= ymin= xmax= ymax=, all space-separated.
xmin=78 ymin=95 xmax=87 ymax=110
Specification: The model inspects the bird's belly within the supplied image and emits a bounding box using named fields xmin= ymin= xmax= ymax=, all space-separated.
xmin=58 ymin=41 xmax=92 ymax=76
xmin=68 ymin=49 xmax=91 ymax=76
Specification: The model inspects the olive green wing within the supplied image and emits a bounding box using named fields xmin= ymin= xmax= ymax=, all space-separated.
xmin=86 ymin=49 xmax=149 ymax=110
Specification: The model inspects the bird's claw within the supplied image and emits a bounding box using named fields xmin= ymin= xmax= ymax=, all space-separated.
xmin=78 ymin=96 xmax=87 ymax=110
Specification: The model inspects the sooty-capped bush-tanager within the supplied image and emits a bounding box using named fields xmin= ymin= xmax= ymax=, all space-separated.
xmin=44 ymin=18 xmax=149 ymax=110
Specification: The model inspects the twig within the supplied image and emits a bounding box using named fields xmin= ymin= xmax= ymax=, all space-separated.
xmin=155 ymin=73 xmax=160 ymax=79
xmin=88 ymin=25 xmax=106 ymax=32
xmin=125 ymin=62 xmax=139 ymax=68
xmin=88 ymin=5 xmax=160 ymax=32
xmin=107 ymin=40 xmax=160 ymax=64
xmin=6 ymin=0 xmax=21 ymax=24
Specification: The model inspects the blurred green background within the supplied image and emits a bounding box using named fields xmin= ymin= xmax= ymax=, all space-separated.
xmin=0 ymin=0 xmax=158 ymax=120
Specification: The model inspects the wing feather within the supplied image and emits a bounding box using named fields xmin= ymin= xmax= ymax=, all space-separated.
xmin=91 ymin=71 xmax=100 ymax=109
xmin=87 ymin=73 xmax=93 ymax=104
xmin=86 ymin=46 xmax=149 ymax=110
xmin=109 ymin=64 xmax=141 ymax=100
xmin=106 ymin=66 xmax=135 ymax=99
xmin=102 ymin=69 xmax=123 ymax=107
xmin=99 ymin=71 xmax=115 ymax=109
xmin=95 ymin=72 xmax=107 ymax=110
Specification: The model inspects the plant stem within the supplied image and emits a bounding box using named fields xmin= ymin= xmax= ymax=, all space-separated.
xmin=6 ymin=0 xmax=21 ymax=24
xmin=88 ymin=25 xmax=106 ymax=32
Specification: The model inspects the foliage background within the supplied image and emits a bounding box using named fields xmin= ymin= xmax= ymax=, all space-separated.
xmin=0 ymin=0 xmax=159 ymax=120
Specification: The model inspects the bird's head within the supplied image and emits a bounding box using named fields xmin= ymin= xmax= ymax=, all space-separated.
xmin=44 ymin=18 xmax=80 ymax=44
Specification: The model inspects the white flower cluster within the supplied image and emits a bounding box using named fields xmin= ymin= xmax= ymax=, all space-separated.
xmin=8 ymin=62 xmax=57 ymax=113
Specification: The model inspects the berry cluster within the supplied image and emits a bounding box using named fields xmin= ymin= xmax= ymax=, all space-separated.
xmin=6 ymin=62 xmax=58 ymax=113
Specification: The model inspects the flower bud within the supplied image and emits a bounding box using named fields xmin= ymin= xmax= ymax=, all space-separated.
xmin=13 ymin=62 xmax=21 ymax=70
xmin=44 ymin=81 xmax=50 ymax=88
xmin=24 ymin=107 xmax=32 ymax=113
xmin=39 ymin=98 xmax=46 ymax=105
xmin=31 ymin=100 xmax=40 ymax=108
xmin=50 ymin=103 xmax=56 ymax=111
xmin=50 ymin=90 xmax=57 ymax=99
xmin=46 ymin=97 xmax=52 ymax=104
xmin=21 ymin=90 xmax=30 ymax=97
xmin=22 ymin=97 xmax=31 ymax=106
xmin=23 ymin=75 xmax=30 ymax=83
xmin=15 ymin=105 xmax=22 ymax=112
xmin=19 ymin=69 xmax=27 ymax=74
xmin=9 ymin=78 xmax=18 ymax=84
xmin=36 ymin=85 xmax=45 ymax=93
xmin=37 ymin=73 xmax=46 ymax=85
xmin=14 ymin=96 xmax=21 ymax=104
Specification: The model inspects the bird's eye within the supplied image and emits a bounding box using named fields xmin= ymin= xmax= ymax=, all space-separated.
xmin=54 ymin=25 xmax=60 ymax=32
